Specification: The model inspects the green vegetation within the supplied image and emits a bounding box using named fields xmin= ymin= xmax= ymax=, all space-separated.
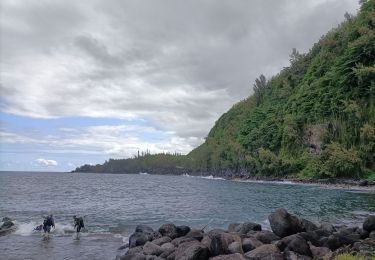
xmin=74 ymin=1 xmax=375 ymax=178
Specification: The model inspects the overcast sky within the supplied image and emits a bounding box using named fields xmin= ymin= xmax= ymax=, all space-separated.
xmin=0 ymin=0 xmax=359 ymax=171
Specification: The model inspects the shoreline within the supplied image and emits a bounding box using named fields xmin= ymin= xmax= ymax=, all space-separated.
xmin=116 ymin=208 xmax=375 ymax=259
xmin=230 ymin=176 xmax=375 ymax=191
xmin=73 ymin=170 xmax=375 ymax=191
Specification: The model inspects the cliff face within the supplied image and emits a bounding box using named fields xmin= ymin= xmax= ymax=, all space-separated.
xmin=75 ymin=1 xmax=375 ymax=179
xmin=189 ymin=1 xmax=375 ymax=178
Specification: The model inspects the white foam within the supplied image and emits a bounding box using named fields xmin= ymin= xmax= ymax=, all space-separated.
xmin=139 ymin=172 xmax=149 ymax=175
xmin=14 ymin=221 xmax=75 ymax=236
xmin=182 ymin=174 xmax=225 ymax=180
xmin=200 ymin=175 xmax=225 ymax=180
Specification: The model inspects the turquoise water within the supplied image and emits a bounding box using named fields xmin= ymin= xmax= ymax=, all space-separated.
xmin=0 ymin=171 xmax=374 ymax=259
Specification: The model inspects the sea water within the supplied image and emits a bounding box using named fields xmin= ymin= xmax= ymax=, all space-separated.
xmin=0 ymin=171 xmax=374 ymax=259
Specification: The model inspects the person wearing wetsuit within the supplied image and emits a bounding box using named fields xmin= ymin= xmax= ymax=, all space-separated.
xmin=43 ymin=215 xmax=55 ymax=237
xmin=73 ymin=216 xmax=85 ymax=237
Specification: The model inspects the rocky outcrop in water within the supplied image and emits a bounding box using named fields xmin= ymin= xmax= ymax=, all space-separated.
xmin=0 ymin=217 xmax=16 ymax=236
xmin=116 ymin=209 xmax=375 ymax=260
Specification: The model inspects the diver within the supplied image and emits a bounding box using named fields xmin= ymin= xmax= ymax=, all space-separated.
xmin=34 ymin=224 xmax=43 ymax=231
xmin=43 ymin=215 xmax=55 ymax=238
xmin=73 ymin=215 xmax=85 ymax=239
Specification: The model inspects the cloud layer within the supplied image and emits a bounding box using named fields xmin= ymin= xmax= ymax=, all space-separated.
xmin=0 ymin=0 xmax=359 ymax=170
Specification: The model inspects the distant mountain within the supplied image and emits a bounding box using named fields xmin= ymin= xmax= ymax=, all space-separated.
xmin=74 ymin=0 xmax=375 ymax=179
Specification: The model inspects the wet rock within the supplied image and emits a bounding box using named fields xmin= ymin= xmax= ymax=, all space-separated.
xmin=201 ymin=235 xmax=212 ymax=248
xmin=129 ymin=232 xmax=150 ymax=248
xmin=143 ymin=242 xmax=163 ymax=256
xmin=207 ymin=229 xmax=241 ymax=256
xmin=319 ymin=222 xmax=336 ymax=234
xmin=129 ymin=225 xmax=156 ymax=248
xmin=185 ymin=229 xmax=204 ymax=241
xmin=363 ymin=215 xmax=375 ymax=232
xmin=253 ymin=230 xmax=280 ymax=244
xmin=309 ymin=245 xmax=331 ymax=258
xmin=174 ymin=241 xmax=209 ymax=260
xmin=0 ymin=220 xmax=14 ymax=229
xmin=300 ymin=218 xmax=318 ymax=232
xmin=369 ymin=231 xmax=375 ymax=239
xmin=209 ymin=253 xmax=246 ymax=260
xmin=227 ymin=223 xmax=240 ymax=233
xmin=159 ymin=223 xmax=179 ymax=239
xmin=1 ymin=217 xmax=12 ymax=222
xmin=127 ymin=246 xmax=144 ymax=255
xmin=285 ymin=235 xmax=311 ymax=256
xmin=229 ymin=222 xmax=261 ymax=234
xmin=228 ymin=241 xmax=243 ymax=254
xmin=161 ymin=242 xmax=175 ymax=250
xmin=244 ymin=244 xmax=280 ymax=259
xmin=171 ymin=237 xmax=197 ymax=247
xmin=159 ymin=248 xmax=175 ymax=259
xmin=152 ymin=236 xmax=172 ymax=246
xmin=177 ymin=226 xmax=191 ymax=237
xmin=242 ymin=237 xmax=263 ymax=252
xmin=298 ymin=232 xmax=321 ymax=247
xmin=268 ymin=208 xmax=303 ymax=238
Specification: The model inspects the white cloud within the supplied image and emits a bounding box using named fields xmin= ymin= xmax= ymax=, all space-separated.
xmin=35 ymin=158 xmax=58 ymax=166
xmin=0 ymin=0 xmax=360 ymax=144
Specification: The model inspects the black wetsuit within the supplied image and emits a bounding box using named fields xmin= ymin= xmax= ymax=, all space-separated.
xmin=74 ymin=217 xmax=84 ymax=232
xmin=43 ymin=217 xmax=55 ymax=233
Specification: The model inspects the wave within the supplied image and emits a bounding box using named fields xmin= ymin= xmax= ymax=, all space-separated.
xmin=14 ymin=221 xmax=75 ymax=236
xmin=200 ymin=175 xmax=225 ymax=181
xmin=182 ymin=174 xmax=225 ymax=181
xmin=139 ymin=172 xmax=149 ymax=175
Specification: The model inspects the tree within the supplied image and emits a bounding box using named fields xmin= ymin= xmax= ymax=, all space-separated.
xmin=253 ymin=74 xmax=268 ymax=105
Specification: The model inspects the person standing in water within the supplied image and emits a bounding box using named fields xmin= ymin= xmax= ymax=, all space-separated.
xmin=73 ymin=216 xmax=85 ymax=239
xmin=42 ymin=215 xmax=55 ymax=239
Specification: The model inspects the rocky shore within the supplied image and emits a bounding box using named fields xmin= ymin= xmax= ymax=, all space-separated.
xmin=116 ymin=208 xmax=375 ymax=260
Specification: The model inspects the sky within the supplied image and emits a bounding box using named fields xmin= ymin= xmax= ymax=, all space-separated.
xmin=0 ymin=0 xmax=360 ymax=171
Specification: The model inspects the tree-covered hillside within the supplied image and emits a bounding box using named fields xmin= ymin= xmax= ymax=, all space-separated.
xmin=75 ymin=1 xmax=375 ymax=179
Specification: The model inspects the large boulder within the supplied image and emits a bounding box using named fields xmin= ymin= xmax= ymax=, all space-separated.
xmin=242 ymin=237 xmax=263 ymax=252
xmin=159 ymin=223 xmax=179 ymax=239
xmin=171 ymin=237 xmax=197 ymax=247
xmin=207 ymin=229 xmax=241 ymax=256
xmin=228 ymin=241 xmax=243 ymax=254
xmin=161 ymin=242 xmax=175 ymax=250
xmin=253 ymin=230 xmax=280 ymax=244
xmin=363 ymin=215 xmax=375 ymax=232
xmin=174 ymin=241 xmax=209 ymax=260
xmin=244 ymin=244 xmax=280 ymax=259
xmin=228 ymin=222 xmax=261 ymax=234
xmin=268 ymin=208 xmax=303 ymax=238
xmin=129 ymin=232 xmax=150 ymax=248
xmin=300 ymin=219 xmax=318 ymax=232
xmin=152 ymin=236 xmax=172 ymax=246
xmin=185 ymin=229 xmax=204 ymax=241
xmin=309 ymin=245 xmax=331 ymax=259
xmin=319 ymin=222 xmax=336 ymax=234
xmin=285 ymin=235 xmax=311 ymax=256
xmin=0 ymin=220 xmax=14 ymax=229
xmin=177 ymin=226 xmax=191 ymax=237
xmin=129 ymin=225 xmax=155 ymax=248
xmin=142 ymin=242 xmax=163 ymax=256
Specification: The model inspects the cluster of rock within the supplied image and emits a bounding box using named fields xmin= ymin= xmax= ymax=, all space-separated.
xmin=116 ymin=208 xmax=375 ymax=260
